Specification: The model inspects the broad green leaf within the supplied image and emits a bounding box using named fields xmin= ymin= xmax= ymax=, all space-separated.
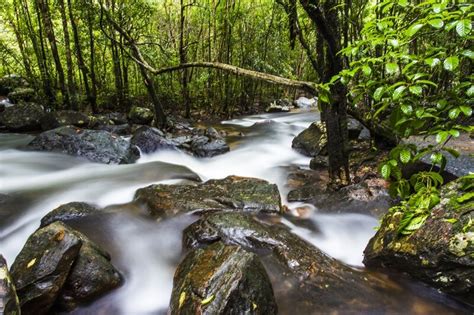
xmin=442 ymin=147 xmax=460 ymax=158
xmin=449 ymin=129 xmax=460 ymax=137
xmin=443 ymin=56 xmax=459 ymax=71
xmin=461 ymin=50 xmax=474 ymax=59
xmin=456 ymin=19 xmax=472 ymax=37
xmin=409 ymin=85 xmax=423 ymax=96
xmin=467 ymin=86 xmax=474 ymax=97
xmin=457 ymin=192 xmax=474 ymax=203
xmin=428 ymin=19 xmax=444 ymax=29
xmin=448 ymin=108 xmax=461 ymax=120
xmin=436 ymin=131 xmax=448 ymax=143
xmin=386 ymin=63 xmax=398 ymax=75
xmin=362 ymin=65 xmax=372 ymax=76
xmin=398 ymin=0 xmax=408 ymax=7
xmin=431 ymin=152 xmax=443 ymax=164
xmin=389 ymin=39 xmax=399 ymax=47
xmin=381 ymin=164 xmax=391 ymax=179
xmin=406 ymin=23 xmax=424 ymax=37
xmin=404 ymin=214 xmax=428 ymax=232
xmin=373 ymin=86 xmax=385 ymax=101
xmin=400 ymin=149 xmax=411 ymax=164
xmin=460 ymin=105 xmax=472 ymax=117
xmin=424 ymin=58 xmax=440 ymax=67
xmin=401 ymin=104 xmax=413 ymax=114
xmin=319 ymin=91 xmax=330 ymax=104
xmin=393 ymin=86 xmax=406 ymax=100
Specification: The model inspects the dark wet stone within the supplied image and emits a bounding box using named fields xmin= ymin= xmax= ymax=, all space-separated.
xmin=364 ymin=179 xmax=474 ymax=304
xmin=347 ymin=118 xmax=364 ymax=140
xmin=7 ymin=88 xmax=36 ymax=104
xmin=128 ymin=106 xmax=153 ymax=125
xmin=134 ymin=176 xmax=281 ymax=219
xmin=27 ymin=126 xmax=139 ymax=164
xmin=183 ymin=212 xmax=402 ymax=311
xmin=169 ymin=242 xmax=277 ymax=315
xmin=0 ymin=255 xmax=20 ymax=315
xmin=10 ymin=222 xmax=83 ymax=315
xmin=56 ymin=241 xmax=122 ymax=311
xmin=0 ymin=103 xmax=44 ymax=132
xmin=40 ymin=202 xmax=101 ymax=228
xmin=291 ymin=122 xmax=327 ymax=157
xmin=189 ymin=136 xmax=229 ymax=157
xmin=101 ymin=112 xmax=128 ymax=125
xmin=131 ymin=126 xmax=177 ymax=154
xmin=94 ymin=123 xmax=131 ymax=135
xmin=40 ymin=110 xmax=92 ymax=131
xmin=309 ymin=156 xmax=328 ymax=169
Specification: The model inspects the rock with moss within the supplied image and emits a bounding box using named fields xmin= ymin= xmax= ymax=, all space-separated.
xmin=131 ymin=126 xmax=177 ymax=154
xmin=169 ymin=242 xmax=277 ymax=315
xmin=291 ymin=122 xmax=327 ymax=157
xmin=7 ymin=88 xmax=37 ymax=104
xmin=128 ymin=106 xmax=154 ymax=125
xmin=27 ymin=126 xmax=139 ymax=164
xmin=134 ymin=176 xmax=281 ymax=219
xmin=10 ymin=221 xmax=122 ymax=314
xmin=183 ymin=212 xmax=410 ymax=313
xmin=0 ymin=75 xmax=29 ymax=95
xmin=0 ymin=255 xmax=20 ymax=315
xmin=0 ymin=102 xmax=45 ymax=131
xmin=364 ymin=178 xmax=474 ymax=304
xmin=40 ymin=110 xmax=92 ymax=131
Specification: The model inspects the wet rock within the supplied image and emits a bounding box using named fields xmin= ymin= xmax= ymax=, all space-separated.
xmin=27 ymin=126 xmax=139 ymax=164
xmin=169 ymin=242 xmax=277 ymax=315
xmin=94 ymin=123 xmax=131 ymax=135
xmin=0 ymin=102 xmax=44 ymax=131
xmin=309 ymin=156 xmax=328 ymax=169
xmin=291 ymin=122 xmax=327 ymax=157
xmin=0 ymin=75 xmax=29 ymax=95
xmin=0 ymin=255 xmax=20 ymax=315
xmin=364 ymin=178 xmax=474 ymax=304
xmin=189 ymin=136 xmax=229 ymax=157
xmin=131 ymin=126 xmax=177 ymax=154
xmin=40 ymin=110 xmax=92 ymax=131
xmin=101 ymin=112 xmax=128 ymax=125
xmin=8 ymin=88 xmax=36 ymax=104
xmin=10 ymin=222 xmax=83 ymax=315
xmin=40 ymin=202 xmax=101 ymax=228
xmin=294 ymin=96 xmax=317 ymax=108
xmin=134 ymin=176 xmax=281 ymax=219
xmin=183 ymin=212 xmax=400 ymax=310
xmin=56 ymin=241 xmax=122 ymax=311
xmin=128 ymin=106 xmax=153 ymax=125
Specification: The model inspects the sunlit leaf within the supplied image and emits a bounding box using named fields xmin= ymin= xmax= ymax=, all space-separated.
xmin=443 ymin=56 xmax=459 ymax=71
xmin=456 ymin=20 xmax=472 ymax=37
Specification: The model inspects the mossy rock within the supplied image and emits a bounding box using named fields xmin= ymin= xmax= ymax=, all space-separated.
xmin=291 ymin=122 xmax=327 ymax=157
xmin=0 ymin=255 xmax=20 ymax=315
xmin=134 ymin=175 xmax=282 ymax=219
xmin=364 ymin=179 xmax=474 ymax=304
xmin=169 ymin=242 xmax=277 ymax=315
xmin=7 ymin=88 xmax=36 ymax=104
xmin=40 ymin=110 xmax=92 ymax=131
xmin=0 ymin=102 xmax=45 ymax=131
xmin=128 ymin=106 xmax=154 ymax=125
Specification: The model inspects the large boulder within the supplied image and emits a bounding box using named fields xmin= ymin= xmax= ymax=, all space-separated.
xmin=0 ymin=255 xmax=20 ymax=315
xmin=133 ymin=176 xmax=282 ymax=219
xmin=291 ymin=122 xmax=327 ymax=157
xmin=40 ymin=110 xmax=92 ymax=131
xmin=364 ymin=178 xmax=474 ymax=304
xmin=0 ymin=75 xmax=29 ymax=95
xmin=131 ymin=126 xmax=177 ymax=154
xmin=93 ymin=123 xmax=131 ymax=136
xmin=27 ymin=126 xmax=139 ymax=164
xmin=7 ymin=88 xmax=36 ymax=104
xmin=189 ymin=135 xmax=229 ymax=157
xmin=128 ymin=106 xmax=154 ymax=125
xmin=10 ymin=221 xmax=122 ymax=314
xmin=0 ymin=103 xmax=44 ymax=131
xmin=10 ymin=222 xmax=83 ymax=315
xmin=169 ymin=242 xmax=277 ymax=315
xmin=183 ymin=212 xmax=408 ymax=313
xmin=40 ymin=202 xmax=101 ymax=228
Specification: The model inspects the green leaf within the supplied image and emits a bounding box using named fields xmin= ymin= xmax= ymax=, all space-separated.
xmin=424 ymin=58 xmax=440 ymax=67
xmin=449 ymin=129 xmax=460 ymax=137
xmin=388 ymin=39 xmax=399 ymax=48
xmin=373 ymin=86 xmax=385 ymax=101
xmin=428 ymin=19 xmax=444 ymax=29
xmin=467 ymin=86 xmax=474 ymax=97
xmin=449 ymin=108 xmax=461 ymax=120
xmin=456 ymin=19 xmax=472 ymax=37
xmin=404 ymin=214 xmax=429 ymax=232
xmin=409 ymin=85 xmax=423 ymax=96
xmin=406 ymin=23 xmax=424 ymax=37
xmin=461 ymin=50 xmax=474 ymax=59
xmin=400 ymin=149 xmax=411 ymax=164
xmin=436 ymin=131 xmax=448 ymax=143
xmin=444 ymin=57 xmax=459 ymax=71
xmin=401 ymin=104 xmax=413 ymax=115
xmin=381 ymin=164 xmax=391 ymax=179
xmin=319 ymin=91 xmax=330 ymax=104
xmin=457 ymin=192 xmax=474 ymax=203
xmin=460 ymin=105 xmax=472 ymax=117
xmin=393 ymin=86 xmax=406 ymax=100
xmin=362 ymin=65 xmax=372 ymax=76
xmin=431 ymin=152 xmax=443 ymax=164
xmin=386 ymin=63 xmax=399 ymax=75
xmin=442 ymin=147 xmax=460 ymax=158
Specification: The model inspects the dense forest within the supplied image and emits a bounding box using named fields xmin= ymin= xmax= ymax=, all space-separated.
xmin=0 ymin=0 xmax=473 ymax=314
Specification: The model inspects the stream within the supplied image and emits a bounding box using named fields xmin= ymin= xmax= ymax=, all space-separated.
xmin=0 ymin=109 xmax=470 ymax=314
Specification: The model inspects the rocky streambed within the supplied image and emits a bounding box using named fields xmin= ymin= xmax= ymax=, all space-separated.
xmin=1 ymin=110 xmax=473 ymax=314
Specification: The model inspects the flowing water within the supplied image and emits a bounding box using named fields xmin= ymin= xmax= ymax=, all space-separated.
xmin=0 ymin=110 xmax=470 ymax=314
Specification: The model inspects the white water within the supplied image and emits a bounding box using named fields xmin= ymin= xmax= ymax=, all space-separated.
xmin=0 ymin=110 xmax=385 ymax=314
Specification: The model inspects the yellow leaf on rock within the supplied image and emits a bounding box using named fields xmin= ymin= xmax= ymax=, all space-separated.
xmin=179 ymin=291 xmax=186 ymax=309
xmin=201 ymin=295 xmax=214 ymax=305
xmin=27 ymin=258 xmax=37 ymax=269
